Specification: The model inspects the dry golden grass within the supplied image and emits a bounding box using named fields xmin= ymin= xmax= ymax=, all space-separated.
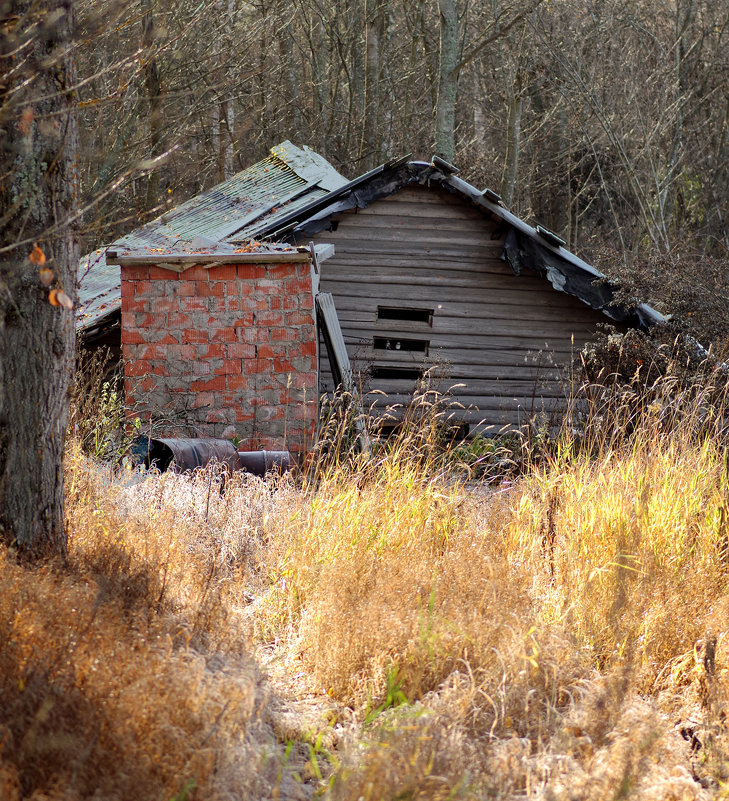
xmin=253 ymin=404 xmax=729 ymax=799
xmin=4 ymin=382 xmax=729 ymax=799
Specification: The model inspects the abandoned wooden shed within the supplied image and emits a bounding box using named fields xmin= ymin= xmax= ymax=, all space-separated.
xmin=78 ymin=141 xmax=664 ymax=443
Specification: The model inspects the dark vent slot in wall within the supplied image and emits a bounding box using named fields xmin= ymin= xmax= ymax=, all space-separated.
xmin=377 ymin=306 xmax=433 ymax=325
xmin=370 ymin=366 xmax=424 ymax=380
xmin=373 ymin=337 xmax=429 ymax=354
xmin=377 ymin=421 xmax=469 ymax=441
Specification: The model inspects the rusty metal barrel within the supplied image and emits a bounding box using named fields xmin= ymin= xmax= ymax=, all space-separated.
xmin=133 ymin=437 xmax=240 ymax=473
xmin=131 ymin=437 xmax=291 ymax=476
xmin=237 ymin=449 xmax=291 ymax=475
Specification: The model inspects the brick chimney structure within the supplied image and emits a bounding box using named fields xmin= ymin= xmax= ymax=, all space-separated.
xmin=114 ymin=248 xmax=320 ymax=455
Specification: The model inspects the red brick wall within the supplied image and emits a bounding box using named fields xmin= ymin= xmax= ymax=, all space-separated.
xmin=121 ymin=261 xmax=318 ymax=454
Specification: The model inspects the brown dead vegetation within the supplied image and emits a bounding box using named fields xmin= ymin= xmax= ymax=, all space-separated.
xmin=3 ymin=375 xmax=729 ymax=799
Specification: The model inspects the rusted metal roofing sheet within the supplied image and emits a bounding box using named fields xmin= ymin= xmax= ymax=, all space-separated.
xmin=112 ymin=142 xmax=346 ymax=255
xmin=76 ymin=248 xmax=119 ymax=331
xmin=77 ymin=141 xmax=348 ymax=331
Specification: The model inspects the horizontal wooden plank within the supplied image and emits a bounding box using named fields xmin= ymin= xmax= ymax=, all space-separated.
xmin=339 ymin=312 xmax=596 ymax=344
xmin=331 ymin=302 xmax=604 ymax=329
xmin=336 ymin=365 xmax=580 ymax=389
xmin=363 ymin=349 xmax=430 ymax=365
xmin=364 ymin=391 xmax=568 ymax=409
xmin=317 ymin=390 xmax=569 ymax=428
xmin=321 ymin=244 xmax=510 ymax=262
xmin=339 ymin=194 xmax=495 ymax=215
xmin=343 ymin=329 xmax=593 ymax=353
xmin=326 ymin=228 xmax=505 ymax=250
xmin=317 ymin=383 xmax=569 ymax=416
xmin=358 ymin=341 xmax=573 ymax=365
xmin=374 ymin=187 xmax=495 ymax=215
xmin=333 ymin=290 xmax=581 ymax=318
xmin=323 ymin=284 xmax=603 ymax=318
xmin=357 ymin=347 xmax=574 ymax=371
xmin=348 ymin=355 xmax=581 ymax=376
xmin=371 ymin=365 xmax=563 ymax=383
xmin=337 ymin=305 xmax=601 ymax=329
xmin=342 ymin=319 xmax=576 ymax=341
xmin=355 ymin=372 xmax=569 ymax=394
xmin=363 ymin=393 xmax=569 ymax=413
xmin=333 ymin=210 xmax=504 ymax=235
xmin=329 ymin=207 xmax=486 ymax=228
xmin=322 ymin=223 xmax=503 ymax=244
xmin=367 ymin=406 xmax=570 ymax=425
xmin=321 ymin=259 xmax=514 ymax=280
xmin=322 ymin=255 xmax=512 ymax=273
xmin=375 ymin=187 xmax=485 ymax=208
xmin=323 ymin=270 xmax=527 ymax=294
xmin=346 ymin=336 xmax=593 ymax=360
xmin=318 ymin=354 xmax=572 ymax=397
xmin=344 ymin=212 xmax=499 ymax=235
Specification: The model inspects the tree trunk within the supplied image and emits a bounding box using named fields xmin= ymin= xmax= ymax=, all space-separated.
xmin=435 ymin=0 xmax=458 ymax=161
xmin=277 ymin=0 xmax=302 ymax=137
xmin=0 ymin=0 xmax=79 ymax=555
xmin=351 ymin=1 xmax=365 ymax=147
xmin=142 ymin=0 xmax=163 ymax=209
xmin=501 ymin=88 xmax=522 ymax=208
xmin=361 ymin=0 xmax=383 ymax=169
xmin=215 ymin=0 xmax=235 ymax=181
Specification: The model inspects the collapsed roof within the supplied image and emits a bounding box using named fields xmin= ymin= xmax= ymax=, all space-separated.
xmin=77 ymin=141 xmax=347 ymax=332
xmin=77 ymin=142 xmax=665 ymax=336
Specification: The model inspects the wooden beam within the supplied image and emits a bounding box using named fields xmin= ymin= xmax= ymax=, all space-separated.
xmin=106 ymin=251 xmax=311 ymax=266
xmin=316 ymin=292 xmax=370 ymax=453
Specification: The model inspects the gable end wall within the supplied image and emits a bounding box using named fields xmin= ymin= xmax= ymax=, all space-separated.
xmin=305 ymin=186 xmax=610 ymax=433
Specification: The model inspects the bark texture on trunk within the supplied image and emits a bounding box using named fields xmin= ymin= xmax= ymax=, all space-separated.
xmin=361 ymin=0 xmax=384 ymax=169
xmin=501 ymin=88 xmax=522 ymax=208
xmin=435 ymin=0 xmax=458 ymax=161
xmin=0 ymin=0 xmax=79 ymax=555
xmin=142 ymin=0 xmax=163 ymax=208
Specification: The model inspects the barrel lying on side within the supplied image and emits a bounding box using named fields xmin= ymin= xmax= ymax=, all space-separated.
xmin=131 ymin=437 xmax=291 ymax=476
xmin=237 ymin=450 xmax=291 ymax=475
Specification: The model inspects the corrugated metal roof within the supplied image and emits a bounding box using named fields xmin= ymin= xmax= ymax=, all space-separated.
xmin=77 ymin=141 xmax=348 ymax=331
xmin=77 ymin=248 xmax=119 ymax=331
xmin=113 ymin=142 xmax=346 ymax=253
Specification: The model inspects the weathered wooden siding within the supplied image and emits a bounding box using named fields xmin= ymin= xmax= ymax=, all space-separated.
xmin=304 ymin=186 xmax=608 ymax=433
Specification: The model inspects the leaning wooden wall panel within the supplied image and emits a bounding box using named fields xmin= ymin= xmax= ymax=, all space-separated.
xmin=308 ymin=185 xmax=608 ymax=432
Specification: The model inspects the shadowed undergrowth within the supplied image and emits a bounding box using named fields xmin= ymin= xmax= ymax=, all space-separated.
xmin=0 ymin=452 xmax=274 ymax=801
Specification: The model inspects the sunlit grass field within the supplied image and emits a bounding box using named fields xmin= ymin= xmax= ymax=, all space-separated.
xmin=3 ymin=373 xmax=729 ymax=799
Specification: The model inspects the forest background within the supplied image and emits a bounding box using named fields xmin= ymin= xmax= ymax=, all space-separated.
xmin=78 ymin=0 xmax=729 ymax=347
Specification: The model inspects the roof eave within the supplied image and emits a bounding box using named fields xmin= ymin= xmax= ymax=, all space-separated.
xmin=107 ymin=251 xmax=312 ymax=269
